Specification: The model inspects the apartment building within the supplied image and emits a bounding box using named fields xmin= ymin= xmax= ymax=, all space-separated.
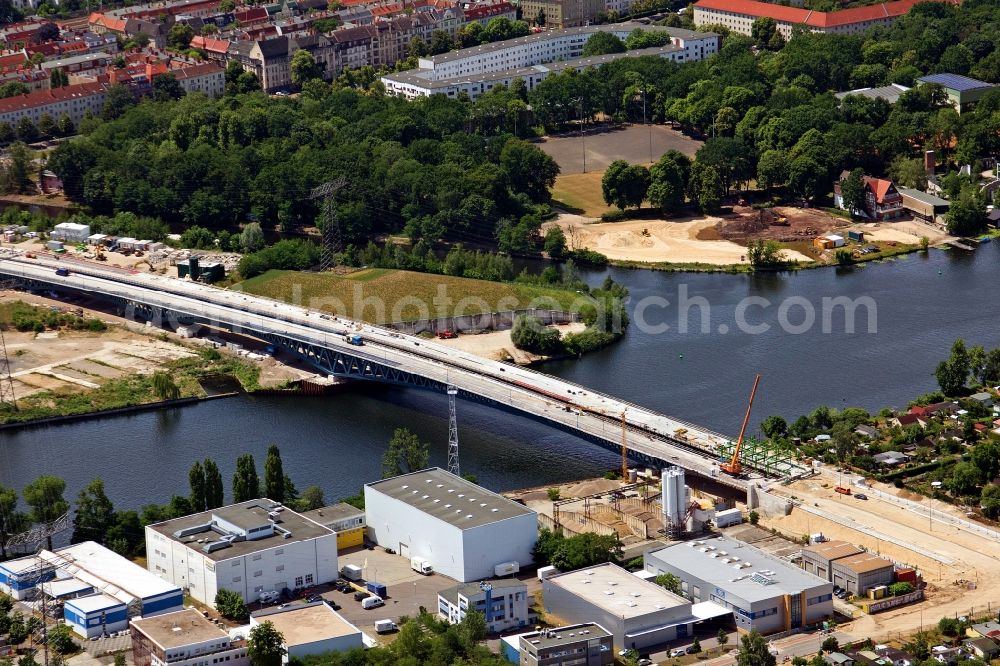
xmin=693 ymin=0 xmax=957 ymax=39
xmin=172 ymin=62 xmax=226 ymax=98
xmin=518 ymin=0 xmax=604 ymax=28
xmin=0 ymin=81 xmax=109 ymax=129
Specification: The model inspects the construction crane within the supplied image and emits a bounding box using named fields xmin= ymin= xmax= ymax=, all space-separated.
xmin=719 ymin=374 xmax=761 ymax=476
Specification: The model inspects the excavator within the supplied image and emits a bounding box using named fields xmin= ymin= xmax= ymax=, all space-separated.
xmin=719 ymin=373 xmax=761 ymax=476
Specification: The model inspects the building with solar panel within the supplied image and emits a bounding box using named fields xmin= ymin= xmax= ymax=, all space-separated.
xmin=643 ymin=536 xmax=833 ymax=635
xmin=917 ymin=73 xmax=998 ymax=113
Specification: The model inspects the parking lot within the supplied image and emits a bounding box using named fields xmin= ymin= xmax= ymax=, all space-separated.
xmin=319 ymin=546 xmax=454 ymax=635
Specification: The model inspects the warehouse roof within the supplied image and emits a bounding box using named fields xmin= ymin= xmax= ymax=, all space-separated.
xmin=148 ymin=500 xmax=334 ymax=562
xmin=545 ymin=563 xmax=690 ymax=620
xmin=439 ymin=578 xmax=526 ymax=606
xmin=897 ymin=187 xmax=950 ymax=207
xmin=918 ymin=73 xmax=995 ymax=92
xmin=252 ymin=602 xmax=361 ymax=645
xmin=832 ymin=553 xmax=893 ymax=574
xmin=301 ymin=503 xmax=364 ymax=525
xmin=42 ymin=542 xmax=179 ymax=604
xmin=131 ymin=609 xmax=230 ymax=649
xmin=801 ymin=540 xmax=863 ymax=563
xmin=835 ymin=84 xmax=909 ymax=104
xmin=65 ymin=593 xmax=124 ymax=613
xmin=366 ymin=468 xmax=534 ymax=530
xmin=520 ymin=623 xmax=612 ymax=650
xmin=648 ymin=536 xmax=829 ymax=603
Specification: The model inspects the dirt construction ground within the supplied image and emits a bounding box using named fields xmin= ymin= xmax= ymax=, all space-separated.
xmin=547 ymin=215 xmax=812 ymax=265
xmin=434 ymin=322 xmax=585 ymax=364
xmin=764 ymin=468 xmax=1000 ymax=643
xmin=539 ymin=125 xmax=704 ymax=175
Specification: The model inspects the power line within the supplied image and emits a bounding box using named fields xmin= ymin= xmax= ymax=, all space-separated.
xmin=310 ymin=177 xmax=347 ymax=272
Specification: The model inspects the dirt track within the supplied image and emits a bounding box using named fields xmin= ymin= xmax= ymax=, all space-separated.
xmin=765 ymin=468 xmax=1000 ymax=643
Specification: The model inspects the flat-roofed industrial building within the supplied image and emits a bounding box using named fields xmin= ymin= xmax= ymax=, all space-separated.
xmin=830 ymin=553 xmax=894 ymax=596
xmin=800 ymin=540 xmax=863 ymax=581
xmin=542 ymin=563 xmax=708 ymax=652
xmin=250 ymin=602 xmax=363 ymax=660
xmin=131 ymin=608 xmax=249 ymax=666
xmin=518 ymin=623 xmax=614 ymax=666
xmin=645 ymin=536 xmax=833 ymax=635
xmin=365 ymin=468 xmax=537 ymax=583
xmin=145 ymin=499 xmax=338 ymax=604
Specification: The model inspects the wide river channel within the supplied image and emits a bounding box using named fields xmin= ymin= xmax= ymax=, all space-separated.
xmin=3 ymin=244 xmax=1000 ymax=508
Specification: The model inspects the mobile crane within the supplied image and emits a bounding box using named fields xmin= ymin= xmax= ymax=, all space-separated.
xmin=719 ymin=374 xmax=761 ymax=476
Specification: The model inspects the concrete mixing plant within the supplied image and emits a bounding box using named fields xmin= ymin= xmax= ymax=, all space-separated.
xmin=661 ymin=467 xmax=690 ymax=539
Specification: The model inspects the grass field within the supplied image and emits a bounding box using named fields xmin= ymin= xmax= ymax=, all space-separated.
xmin=550 ymin=172 xmax=614 ymax=217
xmin=235 ymin=269 xmax=589 ymax=323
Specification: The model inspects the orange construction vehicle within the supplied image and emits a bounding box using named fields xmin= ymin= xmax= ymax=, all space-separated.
xmin=719 ymin=374 xmax=761 ymax=476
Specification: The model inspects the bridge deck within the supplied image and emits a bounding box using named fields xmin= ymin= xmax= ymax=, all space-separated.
xmin=0 ymin=252 xmax=805 ymax=486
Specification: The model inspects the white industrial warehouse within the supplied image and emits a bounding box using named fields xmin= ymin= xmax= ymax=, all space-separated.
xmin=0 ymin=541 xmax=183 ymax=638
xmin=145 ymin=499 xmax=338 ymax=604
xmin=365 ymin=468 xmax=538 ymax=582
xmin=644 ymin=535 xmax=833 ymax=634
xmin=542 ymin=562 xmax=728 ymax=652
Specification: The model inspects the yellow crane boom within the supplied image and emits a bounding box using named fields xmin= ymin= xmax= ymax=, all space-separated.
xmin=720 ymin=374 xmax=761 ymax=476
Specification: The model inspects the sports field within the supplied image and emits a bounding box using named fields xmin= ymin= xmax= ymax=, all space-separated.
xmin=550 ymin=172 xmax=615 ymax=217
xmin=235 ymin=269 xmax=588 ymax=323
xmin=539 ymin=124 xmax=703 ymax=175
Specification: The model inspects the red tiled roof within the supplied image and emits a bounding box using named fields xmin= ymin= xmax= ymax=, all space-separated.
xmin=863 ymin=176 xmax=896 ymax=203
xmin=171 ymin=62 xmax=224 ymax=79
xmin=88 ymin=13 xmax=128 ymax=32
xmin=694 ymin=0 xmax=957 ymax=28
xmin=0 ymin=54 xmax=27 ymax=70
xmin=0 ymin=81 xmax=108 ymax=114
xmin=235 ymin=7 xmax=269 ymax=22
xmin=191 ymin=35 xmax=231 ymax=53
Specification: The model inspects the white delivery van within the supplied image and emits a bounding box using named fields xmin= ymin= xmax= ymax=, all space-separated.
xmin=361 ymin=596 xmax=384 ymax=610
xmin=494 ymin=561 xmax=519 ymax=577
xmin=341 ymin=564 xmax=363 ymax=581
xmin=374 ymin=619 xmax=397 ymax=633
xmin=258 ymin=591 xmax=279 ymax=604
xmin=411 ymin=557 xmax=433 ymax=575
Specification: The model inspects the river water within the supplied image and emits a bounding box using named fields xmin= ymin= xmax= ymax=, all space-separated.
xmin=3 ymin=245 xmax=999 ymax=509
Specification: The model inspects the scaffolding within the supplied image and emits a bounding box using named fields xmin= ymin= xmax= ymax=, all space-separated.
xmin=447 ymin=386 xmax=459 ymax=477
xmin=716 ymin=436 xmax=803 ymax=477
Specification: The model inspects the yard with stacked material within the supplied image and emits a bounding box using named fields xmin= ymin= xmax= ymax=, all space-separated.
xmin=235 ymin=269 xmax=590 ymax=323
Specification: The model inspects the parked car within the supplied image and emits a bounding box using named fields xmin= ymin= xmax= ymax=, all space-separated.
xmin=354 ymin=591 xmax=368 ymax=601
xmin=307 ymin=595 xmax=322 ymax=603
xmin=855 ymin=493 xmax=868 ymax=500
xmin=686 ymin=645 xmax=700 ymax=654
xmin=669 ymin=648 xmax=686 ymax=657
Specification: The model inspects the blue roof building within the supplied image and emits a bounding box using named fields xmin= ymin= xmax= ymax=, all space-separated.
xmin=917 ymin=73 xmax=998 ymax=113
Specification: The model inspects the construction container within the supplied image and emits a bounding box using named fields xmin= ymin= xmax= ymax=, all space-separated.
xmin=46 ymin=240 xmax=64 ymax=251
xmin=895 ymin=567 xmax=917 ymax=584
xmin=869 ymin=585 xmax=888 ymax=600
xmin=494 ymin=561 xmax=519 ymax=577
xmin=366 ymin=581 xmax=387 ymax=599
xmin=848 ymin=230 xmax=865 ymax=242
xmin=715 ymin=508 xmax=742 ymax=528
xmin=537 ymin=565 xmax=559 ymax=581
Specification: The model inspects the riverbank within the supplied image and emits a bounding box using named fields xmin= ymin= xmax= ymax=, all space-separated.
xmin=434 ymin=322 xmax=587 ymax=364
xmin=546 ymin=211 xmax=949 ymax=272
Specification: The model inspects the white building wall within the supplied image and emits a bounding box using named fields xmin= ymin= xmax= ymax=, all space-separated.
xmin=286 ymin=635 xmax=363 ymax=662
xmin=460 ymin=516 xmax=537 ymax=582
xmin=150 ymin=646 xmax=248 ymax=666
xmin=364 ymin=487 xmax=466 ymax=581
xmin=146 ymin=527 xmax=337 ymax=604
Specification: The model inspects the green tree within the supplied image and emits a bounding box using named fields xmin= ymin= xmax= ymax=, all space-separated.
xmin=264 ymin=444 xmax=285 ymax=502
xmin=839 ymin=168 xmax=867 ymax=216
xmin=152 ymin=371 xmax=180 ymax=400
xmin=736 ymin=630 xmax=775 ymax=666
xmin=511 ymin=315 xmax=562 ymax=355
xmin=215 ymin=589 xmax=249 ymax=621
xmin=429 ymin=30 xmax=454 ymax=55
xmin=248 ymin=621 xmax=286 ymax=666
xmin=981 ymin=484 xmax=1000 ymax=519
xmin=690 ymin=636 xmax=702 ymax=654
xmin=189 ymin=461 xmax=206 ymax=512
xmin=168 ymin=22 xmax=195 ymax=50
xmin=946 ymin=187 xmax=987 ymax=236
xmin=381 ymin=428 xmax=430 ymax=478
xmin=888 ymin=156 xmax=927 ymax=189
xmin=113 ymin=653 xmax=126 ymax=666
xmin=48 ymin=624 xmax=77 ymax=654
xmin=290 ymin=49 xmax=323 ymax=87
xmin=756 ymin=149 xmax=788 ymax=192
xmin=23 ymin=475 xmax=69 ymax=549
xmin=761 ymin=415 xmax=788 ymax=439
xmin=747 ymin=239 xmax=784 ymax=269
xmin=751 ymin=17 xmax=778 ymax=48
xmin=717 ymin=629 xmax=730 ymax=648
xmin=0 ymin=142 xmax=32 ymax=194
xmin=240 ymin=222 xmax=265 ymax=253
xmin=788 ymin=156 xmax=825 ymax=201
xmin=0 ymin=485 xmax=28 ymax=558
xmin=748 ymin=510 xmax=760 ymax=525
xmin=299 ymin=485 xmax=325 ymax=511
xmin=56 ymin=113 xmax=74 ymax=137
xmin=938 ymin=617 xmax=962 ymax=636
xmin=499 ymin=138 xmax=559 ymax=203
xmin=549 ymin=532 xmax=622 ymax=571
xmin=151 ymin=73 xmax=185 ymax=102
xmin=582 ymin=31 xmax=625 ymax=57
xmin=71 ymin=478 xmax=115 ymax=545
xmin=101 ymin=85 xmax=135 ymax=121
xmin=647 ymin=150 xmax=691 ymax=213
xmin=15 ymin=116 xmax=37 ymax=143
xmin=601 ymin=160 xmax=649 ymax=210
xmin=543 ymin=227 xmax=567 ymax=259
xmin=935 ymin=339 xmax=971 ymax=396
xmin=233 ymin=453 xmax=261 ymax=502
xmin=694 ymin=165 xmax=723 ymax=213
xmin=204 ymin=459 xmax=224 ymax=509
xmin=951 ymin=462 xmax=980 ymax=496
xmin=37 ymin=113 xmax=55 ymax=139
xmin=655 ymin=572 xmax=681 ymax=594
